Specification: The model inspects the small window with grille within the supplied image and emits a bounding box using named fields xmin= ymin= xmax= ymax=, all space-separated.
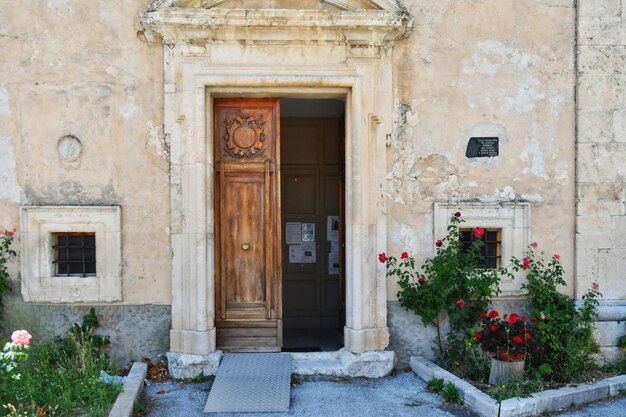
xmin=53 ymin=233 xmax=96 ymax=277
xmin=460 ymin=228 xmax=501 ymax=269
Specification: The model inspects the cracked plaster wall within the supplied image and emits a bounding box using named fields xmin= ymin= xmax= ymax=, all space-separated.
xmin=0 ymin=0 xmax=169 ymax=307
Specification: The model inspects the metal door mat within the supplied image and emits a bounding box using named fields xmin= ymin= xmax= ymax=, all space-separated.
xmin=204 ymin=352 xmax=291 ymax=413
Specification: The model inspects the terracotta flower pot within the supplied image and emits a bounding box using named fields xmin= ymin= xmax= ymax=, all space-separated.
xmin=497 ymin=350 xmax=526 ymax=362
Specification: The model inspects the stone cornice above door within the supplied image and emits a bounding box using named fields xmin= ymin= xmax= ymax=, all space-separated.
xmin=141 ymin=0 xmax=412 ymax=46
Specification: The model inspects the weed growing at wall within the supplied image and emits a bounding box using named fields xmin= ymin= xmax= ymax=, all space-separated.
xmin=1 ymin=309 xmax=121 ymax=417
xmin=0 ymin=228 xmax=16 ymax=329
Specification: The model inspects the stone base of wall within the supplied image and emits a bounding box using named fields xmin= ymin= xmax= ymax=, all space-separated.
xmin=2 ymin=301 xmax=171 ymax=367
xmin=387 ymin=299 xmax=532 ymax=368
xmin=593 ymin=300 xmax=626 ymax=365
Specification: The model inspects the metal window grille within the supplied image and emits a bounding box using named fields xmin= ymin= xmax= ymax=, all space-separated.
xmin=53 ymin=233 xmax=96 ymax=277
xmin=460 ymin=228 xmax=501 ymax=269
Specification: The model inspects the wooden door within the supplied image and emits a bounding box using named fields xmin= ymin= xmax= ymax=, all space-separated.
xmin=214 ymin=98 xmax=282 ymax=352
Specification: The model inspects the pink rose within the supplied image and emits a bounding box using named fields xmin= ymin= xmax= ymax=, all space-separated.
xmin=553 ymin=254 xmax=560 ymax=260
xmin=455 ymin=299 xmax=465 ymax=309
xmin=11 ymin=329 xmax=32 ymax=346
xmin=530 ymin=242 xmax=538 ymax=248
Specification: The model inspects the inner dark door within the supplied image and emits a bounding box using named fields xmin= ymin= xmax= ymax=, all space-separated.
xmin=280 ymin=104 xmax=345 ymax=351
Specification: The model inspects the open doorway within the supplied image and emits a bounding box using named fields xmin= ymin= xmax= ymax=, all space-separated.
xmin=280 ymin=98 xmax=346 ymax=352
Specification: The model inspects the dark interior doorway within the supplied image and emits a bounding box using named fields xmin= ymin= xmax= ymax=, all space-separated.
xmin=280 ymin=98 xmax=346 ymax=352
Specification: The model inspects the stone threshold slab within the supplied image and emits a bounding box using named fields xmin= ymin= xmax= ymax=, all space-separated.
xmin=108 ymin=361 xmax=148 ymax=417
xmin=410 ymin=356 xmax=626 ymax=417
xmin=168 ymin=348 xmax=395 ymax=379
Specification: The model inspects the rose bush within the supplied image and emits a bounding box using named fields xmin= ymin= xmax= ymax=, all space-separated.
xmin=476 ymin=311 xmax=542 ymax=361
xmin=0 ymin=228 xmax=16 ymax=326
xmin=383 ymin=212 xmax=503 ymax=356
xmin=0 ymin=330 xmax=31 ymax=387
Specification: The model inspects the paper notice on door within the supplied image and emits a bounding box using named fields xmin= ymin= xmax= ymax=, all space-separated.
xmin=301 ymin=223 xmax=316 ymax=242
xmin=330 ymin=241 xmax=340 ymax=254
xmin=301 ymin=242 xmax=316 ymax=263
xmin=327 ymin=216 xmax=339 ymax=242
xmin=289 ymin=245 xmax=303 ymax=263
xmin=328 ymin=252 xmax=340 ymax=275
xmin=286 ymin=222 xmax=302 ymax=244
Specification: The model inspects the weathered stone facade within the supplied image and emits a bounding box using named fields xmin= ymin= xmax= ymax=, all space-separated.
xmin=0 ymin=0 xmax=623 ymax=371
xmin=576 ymin=0 xmax=626 ymax=362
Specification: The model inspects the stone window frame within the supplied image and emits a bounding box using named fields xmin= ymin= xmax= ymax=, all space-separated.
xmin=20 ymin=206 xmax=122 ymax=303
xmin=434 ymin=202 xmax=531 ymax=296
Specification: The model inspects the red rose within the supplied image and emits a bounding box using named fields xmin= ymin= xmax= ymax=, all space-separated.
xmin=401 ymin=251 xmax=409 ymax=259
xmin=488 ymin=310 xmax=499 ymax=319
xmin=454 ymin=212 xmax=461 ymax=218
xmin=480 ymin=312 xmax=487 ymax=318
xmin=473 ymin=333 xmax=481 ymax=340
xmin=512 ymin=336 xmax=523 ymax=344
xmin=523 ymin=257 xmax=530 ymax=269
xmin=378 ymin=253 xmax=387 ymax=263
xmin=474 ymin=227 xmax=485 ymax=237
xmin=508 ymin=313 xmax=519 ymax=324
xmin=521 ymin=316 xmax=526 ymax=321
xmin=436 ymin=240 xmax=443 ymax=247
xmin=525 ymin=332 xmax=532 ymax=339
xmin=418 ymin=277 xmax=426 ymax=285
xmin=455 ymin=299 xmax=465 ymax=309
xmin=503 ymin=314 xmax=508 ymax=319
xmin=553 ymin=254 xmax=560 ymax=260
xmin=490 ymin=325 xmax=497 ymax=332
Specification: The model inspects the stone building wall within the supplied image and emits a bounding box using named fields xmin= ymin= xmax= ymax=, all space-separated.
xmin=0 ymin=0 xmax=170 ymax=363
xmin=386 ymin=0 xmax=577 ymax=362
xmin=576 ymin=0 xmax=626 ymax=361
xmin=0 ymin=0 xmax=622 ymax=366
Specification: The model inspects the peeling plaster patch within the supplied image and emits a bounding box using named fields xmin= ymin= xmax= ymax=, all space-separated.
xmin=0 ymin=85 xmax=10 ymax=116
xmin=0 ymin=136 xmax=21 ymax=203
xmin=554 ymin=169 xmax=570 ymax=185
xmin=147 ymin=121 xmax=170 ymax=160
xmin=106 ymin=66 xmax=120 ymax=78
xmin=519 ymin=140 xmax=548 ymax=178
xmin=461 ymin=41 xmax=545 ymax=114
xmin=495 ymin=186 xmax=516 ymax=200
xmin=121 ymin=95 xmax=138 ymax=120
xmin=390 ymin=215 xmax=433 ymax=255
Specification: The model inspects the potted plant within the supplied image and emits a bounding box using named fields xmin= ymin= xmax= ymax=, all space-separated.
xmin=475 ymin=310 xmax=541 ymax=384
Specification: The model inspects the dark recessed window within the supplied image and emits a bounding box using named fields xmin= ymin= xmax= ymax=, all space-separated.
xmin=53 ymin=233 xmax=96 ymax=277
xmin=460 ymin=228 xmax=501 ymax=269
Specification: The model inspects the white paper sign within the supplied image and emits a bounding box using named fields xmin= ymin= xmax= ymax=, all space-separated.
xmin=301 ymin=242 xmax=316 ymax=263
xmin=302 ymin=223 xmax=316 ymax=242
xmin=331 ymin=241 xmax=340 ymax=254
xmin=289 ymin=245 xmax=302 ymax=263
xmin=327 ymin=216 xmax=339 ymax=241
xmin=328 ymin=252 xmax=340 ymax=275
xmin=286 ymin=222 xmax=302 ymax=244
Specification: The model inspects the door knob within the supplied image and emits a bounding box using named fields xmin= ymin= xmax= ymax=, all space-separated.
xmin=242 ymin=243 xmax=250 ymax=251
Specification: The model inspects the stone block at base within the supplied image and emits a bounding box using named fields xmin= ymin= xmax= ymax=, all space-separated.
xmin=167 ymin=351 xmax=223 ymax=379
xmin=292 ymin=348 xmax=395 ymax=378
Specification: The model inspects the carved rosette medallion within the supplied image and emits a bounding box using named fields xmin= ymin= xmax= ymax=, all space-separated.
xmin=223 ymin=112 xmax=267 ymax=158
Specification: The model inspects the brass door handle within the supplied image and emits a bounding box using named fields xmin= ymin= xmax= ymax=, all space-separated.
xmin=241 ymin=243 xmax=250 ymax=251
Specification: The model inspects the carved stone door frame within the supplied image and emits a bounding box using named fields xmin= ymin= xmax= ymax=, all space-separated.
xmin=141 ymin=1 xmax=412 ymax=377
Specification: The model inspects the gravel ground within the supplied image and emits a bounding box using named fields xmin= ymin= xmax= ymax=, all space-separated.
xmin=140 ymin=372 xmax=626 ymax=417
xmin=141 ymin=372 xmax=478 ymax=417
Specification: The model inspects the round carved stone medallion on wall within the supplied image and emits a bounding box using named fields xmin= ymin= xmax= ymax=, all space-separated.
xmin=57 ymin=135 xmax=83 ymax=162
